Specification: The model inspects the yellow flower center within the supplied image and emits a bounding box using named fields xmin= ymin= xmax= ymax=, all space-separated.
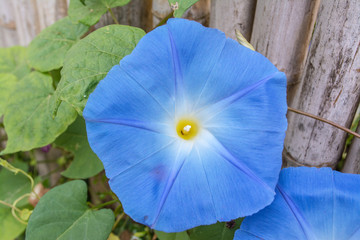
xmin=176 ymin=118 xmax=199 ymax=140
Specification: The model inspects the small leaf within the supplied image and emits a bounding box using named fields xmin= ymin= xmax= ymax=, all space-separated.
xmin=55 ymin=117 xmax=103 ymax=179
xmin=0 ymin=207 xmax=26 ymax=240
xmin=55 ymin=25 xmax=145 ymax=115
xmin=0 ymin=160 xmax=31 ymax=207
xmin=168 ymin=0 xmax=199 ymax=18
xmin=19 ymin=208 xmax=32 ymax=221
xmin=235 ymin=29 xmax=255 ymax=51
xmin=156 ymin=230 xmax=190 ymax=240
xmin=68 ymin=0 xmax=131 ymax=26
xmin=26 ymin=180 xmax=115 ymax=240
xmin=188 ymin=219 xmax=243 ymax=240
xmin=0 ymin=46 xmax=30 ymax=79
xmin=0 ymin=73 xmax=18 ymax=116
xmin=28 ymin=17 xmax=89 ymax=72
xmin=107 ymin=233 xmax=120 ymax=240
xmin=2 ymin=72 xmax=77 ymax=154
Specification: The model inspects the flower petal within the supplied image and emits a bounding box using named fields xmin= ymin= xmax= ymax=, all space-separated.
xmin=201 ymin=69 xmax=287 ymax=132
xmin=166 ymin=18 xmax=227 ymax=114
xmin=119 ymin=25 xmax=176 ymax=118
xmin=192 ymin=38 xmax=280 ymax=112
xmin=131 ymin=144 xmax=218 ymax=232
xmin=84 ymin=65 xmax=176 ymax=179
xmin=195 ymin=130 xmax=276 ymax=218
xmin=108 ymin=141 xmax=219 ymax=232
xmin=235 ymin=167 xmax=360 ymax=240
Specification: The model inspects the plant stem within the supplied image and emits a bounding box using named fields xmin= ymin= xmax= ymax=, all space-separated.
xmin=0 ymin=200 xmax=21 ymax=212
xmin=92 ymin=199 xmax=119 ymax=209
xmin=11 ymin=193 xmax=31 ymax=225
xmin=0 ymin=158 xmax=34 ymax=189
xmin=112 ymin=212 xmax=125 ymax=231
xmin=108 ymin=8 xmax=119 ymax=25
xmin=288 ymin=107 xmax=360 ymax=138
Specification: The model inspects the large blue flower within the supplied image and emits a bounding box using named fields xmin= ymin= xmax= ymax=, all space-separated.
xmin=83 ymin=18 xmax=287 ymax=232
xmin=235 ymin=167 xmax=360 ymax=239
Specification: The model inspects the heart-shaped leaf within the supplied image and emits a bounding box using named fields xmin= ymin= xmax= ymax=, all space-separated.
xmin=54 ymin=24 xmax=145 ymax=115
xmin=68 ymin=0 xmax=131 ymax=26
xmin=2 ymin=72 xmax=77 ymax=154
xmin=55 ymin=117 xmax=103 ymax=179
xmin=28 ymin=17 xmax=89 ymax=72
xmin=187 ymin=219 xmax=243 ymax=240
xmin=0 ymin=207 xmax=26 ymax=240
xmin=26 ymin=180 xmax=114 ymax=240
xmin=156 ymin=231 xmax=190 ymax=240
xmin=0 ymin=46 xmax=30 ymax=79
xmin=0 ymin=73 xmax=18 ymax=116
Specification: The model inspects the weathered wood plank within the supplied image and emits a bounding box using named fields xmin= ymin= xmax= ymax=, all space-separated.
xmin=342 ymin=110 xmax=360 ymax=174
xmin=152 ymin=0 xmax=210 ymax=28
xmin=0 ymin=0 xmax=19 ymax=47
xmin=0 ymin=0 xmax=67 ymax=47
xmin=251 ymin=0 xmax=320 ymax=105
xmin=152 ymin=0 xmax=171 ymax=27
xmin=283 ymin=0 xmax=360 ymax=168
xmin=183 ymin=0 xmax=210 ymax=26
xmin=10 ymin=0 xmax=39 ymax=46
xmin=210 ymin=0 xmax=256 ymax=40
xmin=96 ymin=0 xmax=153 ymax=32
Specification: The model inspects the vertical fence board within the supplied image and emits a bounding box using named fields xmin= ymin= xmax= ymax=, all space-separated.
xmin=283 ymin=0 xmax=360 ymax=168
xmin=251 ymin=0 xmax=320 ymax=105
xmin=96 ymin=0 xmax=153 ymax=32
xmin=342 ymin=124 xmax=360 ymax=174
xmin=0 ymin=0 xmax=19 ymax=47
xmin=183 ymin=0 xmax=210 ymax=26
xmin=209 ymin=0 xmax=256 ymax=40
xmin=152 ymin=0 xmax=210 ymax=28
xmin=0 ymin=0 xmax=67 ymax=47
xmin=152 ymin=0 xmax=171 ymax=27
xmin=343 ymin=106 xmax=360 ymax=174
xmin=11 ymin=0 xmax=39 ymax=46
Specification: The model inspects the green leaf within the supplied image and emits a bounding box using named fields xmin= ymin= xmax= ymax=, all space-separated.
xmin=0 ymin=73 xmax=18 ymax=116
xmin=69 ymin=0 xmax=131 ymax=26
xmin=2 ymin=72 xmax=77 ymax=154
xmin=0 ymin=161 xmax=31 ymax=207
xmin=156 ymin=231 xmax=190 ymax=240
xmin=28 ymin=17 xmax=89 ymax=72
xmin=26 ymin=180 xmax=115 ymax=240
xmin=55 ymin=25 xmax=145 ymax=115
xmin=0 ymin=46 xmax=30 ymax=79
xmin=188 ymin=219 xmax=243 ymax=240
xmin=0 ymin=207 xmax=26 ymax=240
xmin=168 ymin=0 xmax=199 ymax=18
xmin=55 ymin=117 xmax=103 ymax=179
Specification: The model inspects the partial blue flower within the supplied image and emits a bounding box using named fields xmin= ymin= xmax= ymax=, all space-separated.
xmin=83 ymin=18 xmax=287 ymax=232
xmin=235 ymin=167 xmax=360 ymax=240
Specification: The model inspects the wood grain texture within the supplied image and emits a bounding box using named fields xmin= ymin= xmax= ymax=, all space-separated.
xmin=251 ymin=0 xmax=320 ymax=105
xmin=95 ymin=0 xmax=153 ymax=32
xmin=152 ymin=0 xmax=171 ymax=27
xmin=0 ymin=0 xmax=19 ymax=47
xmin=152 ymin=0 xmax=210 ymax=27
xmin=210 ymin=0 xmax=256 ymax=40
xmin=0 ymin=0 xmax=67 ymax=47
xmin=283 ymin=0 xmax=360 ymax=168
xmin=343 ymin=112 xmax=360 ymax=174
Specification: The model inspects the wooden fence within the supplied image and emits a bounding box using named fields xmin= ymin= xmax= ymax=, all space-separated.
xmin=1 ymin=0 xmax=359 ymax=173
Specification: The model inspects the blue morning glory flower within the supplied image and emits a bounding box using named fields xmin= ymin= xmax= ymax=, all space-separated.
xmin=235 ymin=167 xmax=360 ymax=240
xmin=83 ymin=18 xmax=287 ymax=232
